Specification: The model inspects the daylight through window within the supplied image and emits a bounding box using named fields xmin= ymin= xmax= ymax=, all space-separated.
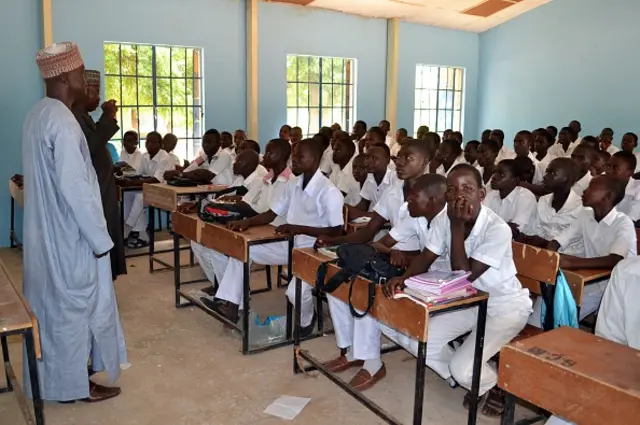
xmin=414 ymin=65 xmax=464 ymax=137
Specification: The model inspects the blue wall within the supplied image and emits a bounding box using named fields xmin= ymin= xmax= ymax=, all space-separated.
xmin=398 ymin=22 xmax=480 ymax=139
xmin=52 ymin=0 xmax=246 ymax=135
xmin=0 ymin=0 xmax=43 ymax=245
xmin=258 ymin=2 xmax=388 ymax=144
xmin=478 ymin=0 xmax=640 ymax=146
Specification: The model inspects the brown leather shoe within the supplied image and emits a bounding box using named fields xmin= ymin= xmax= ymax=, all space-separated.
xmin=348 ymin=364 xmax=387 ymax=391
xmin=83 ymin=381 xmax=121 ymax=403
xmin=323 ymin=355 xmax=364 ymax=373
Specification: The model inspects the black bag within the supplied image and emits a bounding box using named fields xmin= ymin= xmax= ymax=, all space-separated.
xmin=316 ymin=243 xmax=403 ymax=318
xmin=167 ymin=177 xmax=198 ymax=187
xmin=196 ymin=199 xmax=246 ymax=224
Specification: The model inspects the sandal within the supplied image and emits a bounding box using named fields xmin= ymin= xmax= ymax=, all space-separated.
xmin=128 ymin=237 xmax=149 ymax=249
xmin=481 ymin=387 xmax=505 ymax=417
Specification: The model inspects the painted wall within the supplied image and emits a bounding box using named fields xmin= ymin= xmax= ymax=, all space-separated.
xmin=479 ymin=0 xmax=640 ymax=146
xmin=258 ymin=2 xmax=388 ymax=144
xmin=398 ymin=22 xmax=480 ymax=139
xmin=0 ymin=0 xmax=43 ymax=245
xmin=52 ymin=0 xmax=246 ymax=137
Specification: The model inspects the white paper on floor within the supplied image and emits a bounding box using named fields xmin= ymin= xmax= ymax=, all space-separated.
xmin=264 ymin=396 xmax=311 ymax=420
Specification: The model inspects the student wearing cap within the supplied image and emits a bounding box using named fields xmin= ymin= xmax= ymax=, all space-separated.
xmin=71 ymin=69 xmax=126 ymax=281
xmin=23 ymin=42 xmax=127 ymax=403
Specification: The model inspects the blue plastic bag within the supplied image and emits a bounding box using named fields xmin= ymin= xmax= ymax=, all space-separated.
xmin=541 ymin=270 xmax=579 ymax=329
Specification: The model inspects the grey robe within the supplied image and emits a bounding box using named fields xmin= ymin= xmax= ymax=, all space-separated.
xmin=22 ymin=98 xmax=127 ymax=401
xmin=72 ymin=107 xmax=127 ymax=280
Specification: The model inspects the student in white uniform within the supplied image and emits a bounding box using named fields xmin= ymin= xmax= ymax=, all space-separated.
xmin=568 ymin=120 xmax=583 ymax=147
xmin=599 ymin=127 xmax=619 ymax=154
xmin=360 ymin=127 xmax=387 ymax=156
xmin=233 ymin=129 xmax=247 ymax=150
xmin=391 ymin=128 xmax=408 ymax=157
xmin=235 ymin=139 xmax=268 ymax=178
xmin=228 ymin=150 xmax=264 ymax=193
xmin=435 ymin=139 xmax=465 ymax=176
xmin=122 ymin=131 xmax=175 ymax=248
xmin=546 ymin=125 xmax=558 ymax=144
xmin=163 ymin=133 xmax=183 ymax=168
xmin=548 ymin=127 xmax=577 ymax=159
xmin=118 ymin=130 xmax=142 ymax=171
xmin=352 ymin=120 xmax=367 ymax=154
xmin=570 ymin=144 xmax=596 ymax=196
xmin=165 ymin=129 xmax=234 ymax=186
xmin=606 ymin=151 xmax=640 ymax=225
xmin=491 ymin=129 xmax=515 ymax=163
xmin=476 ymin=139 xmax=499 ymax=188
xmin=532 ymin=129 xmax=554 ymax=182
xmin=347 ymin=144 xmax=394 ymax=219
xmin=329 ymin=133 xmax=360 ymax=206
xmin=279 ymin=124 xmax=291 ymax=143
xmin=483 ymin=159 xmax=537 ymax=238
xmin=425 ymin=132 xmax=442 ymax=173
xmin=620 ymin=132 xmax=640 ymax=173
xmin=385 ymin=164 xmax=532 ymax=415
xmin=208 ymin=139 xmax=344 ymax=332
xmin=317 ymin=132 xmax=334 ymax=175
xmin=379 ymin=119 xmax=396 ymax=153
xmin=513 ymin=130 xmax=539 ymax=169
xmin=320 ymin=174 xmax=448 ymax=391
xmin=193 ymin=139 xmax=293 ymax=297
xmin=463 ymin=140 xmax=480 ymax=168
xmin=547 ymin=175 xmax=637 ymax=321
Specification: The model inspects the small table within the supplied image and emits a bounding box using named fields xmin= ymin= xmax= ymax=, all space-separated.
xmin=0 ymin=262 xmax=43 ymax=425
xmin=8 ymin=180 xmax=23 ymax=249
xmin=171 ymin=212 xmax=294 ymax=355
xmin=499 ymin=327 xmax=640 ymax=425
xmin=143 ymin=183 xmax=227 ymax=272
xmin=290 ymin=247 xmax=489 ymax=425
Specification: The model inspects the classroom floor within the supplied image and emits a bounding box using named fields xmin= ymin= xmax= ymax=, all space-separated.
xmin=0 ymin=241 xmax=540 ymax=425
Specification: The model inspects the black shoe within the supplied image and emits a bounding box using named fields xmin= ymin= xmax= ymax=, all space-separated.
xmin=201 ymin=297 xmax=239 ymax=323
xmin=201 ymin=286 xmax=216 ymax=297
xmin=300 ymin=312 xmax=317 ymax=339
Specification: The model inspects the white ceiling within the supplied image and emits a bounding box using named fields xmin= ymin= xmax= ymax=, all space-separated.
xmin=273 ymin=0 xmax=553 ymax=32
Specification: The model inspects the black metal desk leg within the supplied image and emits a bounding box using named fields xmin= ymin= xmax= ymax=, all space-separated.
xmin=10 ymin=197 xmax=15 ymax=248
xmin=413 ymin=341 xmax=427 ymax=425
xmin=1 ymin=336 xmax=12 ymax=391
xmin=148 ymin=206 xmax=156 ymax=272
xmin=242 ymin=259 xmax=251 ymax=355
xmin=293 ymin=277 xmax=302 ymax=374
xmin=540 ymin=282 xmax=556 ymax=331
xmin=173 ymin=232 xmax=181 ymax=308
xmin=25 ymin=330 xmax=44 ymax=425
xmin=501 ymin=392 xmax=516 ymax=425
xmin=468 ymin=299 xmax=488 ymax=425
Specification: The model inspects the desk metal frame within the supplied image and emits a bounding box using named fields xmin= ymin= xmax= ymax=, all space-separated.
xmin=9 ymin=196 xmax=21 ymax=249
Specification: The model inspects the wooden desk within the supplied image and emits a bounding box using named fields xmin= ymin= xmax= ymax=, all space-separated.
xmin=0 ymin=261 xmax=44 ymax=425
xmin=291 ymin=247 xmax=489 ymax=425
xmin=499 ymin=327 xmax=640 ymax=425
xmin=8 ymin=180 xmax=23 ymax=248
xmin=171 ymin=212 xmax=293 ymax=355
xmin=562 ymin=268 xmax=611 ymax=312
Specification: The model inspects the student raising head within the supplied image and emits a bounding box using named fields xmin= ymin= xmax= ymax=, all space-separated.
xmin=463 ymin=140 xmax=480 ymax=167
xmin=434 ymin=138 xmax=464 ymax=176
xmin=385 ymin=163 xmax=532 ymax=415
xmin=290 ymin=126 xmax=303 ymax=146
xmin=330 ymin=133 xmax=360 ymax=206
xmin=570 ymin=144 xmax=597 ymax=195
xmin=119 ymin=130 xmax=142 ymax=171
xmin=476 ymin=139 xmax=500 ymax=186
xmin=606 ymin=151 xmax=640 ymax=225
xmin=352 ymin=120 xmax=367 ymax=143
xmin=621 ymin=132 xmax=640 ymax=173
xmin=599 ymin=127 xmax=618 ymax=154
xmin=549 ymin=127 xmax=577 ymax=158
xmin=546 ymin=125 xmax=558 ymax=142
xmin=484 ymin=159 xmax=537 ymax=238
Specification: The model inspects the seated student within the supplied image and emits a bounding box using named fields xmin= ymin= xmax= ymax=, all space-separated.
xmin=207 ymin=139 xmax=344 ymax=329
xmin=475 ymin=139 xmax=499 ymax=187
xmin=165 ymin=129 xmax=234 ymax=186
xmin=221 ymin=131 xmax=235 ymax=159
xmin=513 ymin=130 xmax=537 ymax=164
xmin=279 ymin=124 xmax=291 ymax=143
xmin=330 ymin=133 xmax=360 ymax=206
xmin=425 ymin=132 xmax=442 ymax=172
xmin=483 ymin=159 xmax=537 ymax=238
xmin=121 ymin=131 xmax=175 ymax=248
xmin=570 ymin=144 xmax=596 ymax=196
xmin=391 ymin=128 xmax=408 ymax=157
xmin=360 ymin=126 xmax=387 ymax=155
xmin=236 ymin=139 xmax=267 ymax=177
xmin=464 ymin=140 xmax=480 ymax=167
xmin=193 ymin=139 xmax=294 ymax=297
xmin=163 ymin=133 xmax=184 ymax=169
xmin=481 ymin=129 xmax=491 ymax=143
xmin=233 ymin=129 xmax=246 ymax=148
xmin=450 ymin=131 xmax=463 ymax=145
xmin=599 ymin=127 xmax=619 ymax=154
xmin=548 ymin=127 xmax=577 ymax=159
xmin=491 ymin=129 xmax=516 ymax=162
xmin=533 ymin=129 xmax=554 ymax=182
xmin=591 ymin=150 xmax=610 ymax=176
xmin=443 ymin=129 xmax=453 ymax=141
xmin=519 ymin=158 xmax=583 ymax=255
xmin=229 ymin=150 xmax=263 ymax=193
xmin=290 ymin=126 xmax=303 ymax=147
xmin=580 ymin=135 xmax=600 ymax=151
xmin=606 ymin=151 xmax=640 ymax=225
xmin=118 ymin=130 xmax=142 ymax=171
xmin=513 ymin=156 xmax=536 ymax=185
xmin=331 ymin=122 xmax=342 ymax=132
xmin=320 ymin=174 xmax=448 ymax=390
xmin=352 ymin=120 xmax=368 ymax=146
xmin=546 ymin=125 xmax=558 ymax=142
xmin=569 ymin=120 xmax=583 ymax=145
xmin=347 ymin=143 xmax=394 ymax=219
xmin=620 ymin=131 xmax=640 ymax=173
xmin=318 ymin=131 xmax=335 ymax=176
xmin=351 ymin=153 xmax=367 ymax=190
xmin=546 ymin=175 xmax=637 ymax=322
xmin=434 ymin=139 xmax=465 ymax=176
xmin=384 ymin=164 xmax=532 ymax=416
xmin=416 ymin=125 xmax=429 ymax=141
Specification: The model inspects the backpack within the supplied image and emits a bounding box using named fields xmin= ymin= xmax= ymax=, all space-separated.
xmin=316 ymin=243 xmax=403 ymax=318
xmin=196 ymin=199 xmax=246 ymax=224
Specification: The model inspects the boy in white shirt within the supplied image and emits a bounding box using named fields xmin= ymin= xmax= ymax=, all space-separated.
xmin=234 ymin=140 xmax=268 ymax=178
xmin=221 ymin=131 xmax=235 ymax=160
xmin=513 ymin=130 xmax=539 ymax=170
xmin=620 ymin=132 xmax=640 ymax=173
xmin=570 ymin=144 xmax=596 ymax=196
xmin=599 ymin=127 xmax=619 ymax=154
xmin=547 ymin=175 xmax=637 ymax=321
xmin=207 ymin=139 xmax=344 ymax=332
xmin=435 ymin=139 xmax=465 ymax=176
xmin=606 ymin=151 xmax=640 ymax=225
xmin=347 ymin=144 xmax=394 ymax=219
xmin=385 ymin=164 xmax=532 ymax=414
xmin=118 ymin=130 xmax=142 ymax=171
xmin=164 ymin=129 xmax=234 ymax=186
xmin=491 ymin=129 xmax=516 ymax=162
xmin=329 ymin=133 xmax=360 ymax=206
xmin=391 ymin=128 xmax=408 ymax=157
xmin=121 ymin=131 xmax=175 ymax=248
xmin=548 ymin=127 xmax=577 ymax=159
xmin=463 ymin=140 xmax=480 ymax=167
xmin=233 ymin=129 xmax=246 ymax=148
xmin=163 ymin=133 xmax=183 ymax=168
xmin=229 ymin=150 xmax=263 ymax=194
xmin=317 ymin=132 xmax=334 ymax=175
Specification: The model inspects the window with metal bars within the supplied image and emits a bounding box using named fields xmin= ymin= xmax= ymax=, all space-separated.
xmin=104 ymin=42 xmax=204 ymax=162
xmin=286 ymin=55 xmax=355 ymax=137
xmin=414 ymin=65 xmax=465 ymax=137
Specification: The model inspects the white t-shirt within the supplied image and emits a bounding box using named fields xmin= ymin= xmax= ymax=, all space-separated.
xmin=139 ymin=149 xmax=175 ymax=183
xmin=319 ymin=146 xmax=334 ymax=175
xmin=617 ymin=179 xmax=640 ymax=222
xmin=360 ymin=169 xmax=397 ymax=211
xmin=483 ymin=186 xmax=537 ymax=230
xmin=184 ymin=148 xmax=234 ymax=186
xmin=527 ymin=191 xmax=583 ymax=255
xmin=373 ymin=183 xmax=420 ymax=251
xmin=548 ymin=143 xmax=575 ymax=159
xmin=571 ymin=171 xmax=592 ymax=196
xmin=242 ymin=167 xmax=294 ymax=227
xmin=533 ymin=153 xmax=553 ymax=184
xmin=435 ymin=157 xmax=466 ymax=176
xmin=329 ymin=160 xmax=361 ymax=207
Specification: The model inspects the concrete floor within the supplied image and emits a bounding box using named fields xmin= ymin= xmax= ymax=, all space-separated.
xmin=0 ymin=243 xmax=539 ymax=425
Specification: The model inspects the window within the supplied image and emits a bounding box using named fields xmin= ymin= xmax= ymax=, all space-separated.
xmin=414 ymin=65 xmax=464 ymax=137
xmin=104 ymin=42 xmax=204 ymax=161
xmin=286 ymin=55 xmax=355 ymax=137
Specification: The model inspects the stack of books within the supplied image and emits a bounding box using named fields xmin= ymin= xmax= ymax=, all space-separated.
xmin=396 ymin=270 xmax=476 ymax=304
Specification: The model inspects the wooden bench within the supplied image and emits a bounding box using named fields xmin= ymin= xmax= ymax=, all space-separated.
xmin=499 ymin=327 xmax=640 ymax=425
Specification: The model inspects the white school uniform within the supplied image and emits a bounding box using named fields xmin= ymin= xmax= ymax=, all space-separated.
xmin=527 ymin=191 xmax=584 ymax=255
xmin=483 ymin=186 xmax=537 ymax=231
xmin=381 ymin=207 xmax=531 ymax=395
xmin=605 ymin=144 xmax=620 ymax=155
xmin=571 ymin=171 xmax=592 ymax=196
xmin=191 ymin=168 xmax=294 ymax=288
xmin=183 ymin=147 xmax=234 ymax=186
xmin=119 ymin=148 xmax=143 ymax=171
xmin=533 ymin=153 xmax=553 ymax=184
xmin=496 ymin=145 xmax=516 ymax=163
xmin=224 ymin=146 xmax=236 ymax=161
xmin=548 ymin=143 xmax=575 ymax=159
xmin=216 ymin=170 xmax=344 ymax=328
xmin=319 ymin=146 xmax=334 ymax=175
xmin=616 ymin=178 xmax=640 ymax=222
xmin=168 ymin=152 xmax=181 ymax=168
xmin=229 ymin=168 xmax=266 ymax=194
xmin=123 ymin=149 xmax=175 ymax=240
xmin=435 ymin=157 xmax=465 ymax=177
xmin=330 ymin=160 xmax=361 ymax=207
xmin=360 ymin=169 xmax=396 ymax=211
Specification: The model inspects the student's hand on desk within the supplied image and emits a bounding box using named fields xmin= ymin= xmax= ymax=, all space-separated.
xmin=389 ymin=250 xmax=410 ymax=268
xmin=164 ymin=170 xmax=180 ymax=180
xmin=228 ymin=220 xmax=251 ymax=232
xmin=383 ymin=277 xmax=405 ymax=299
xmin=314 ymin=236 xmax=335 ymax=250
xmin=275 ymin=224 xmax=300 ymax=236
